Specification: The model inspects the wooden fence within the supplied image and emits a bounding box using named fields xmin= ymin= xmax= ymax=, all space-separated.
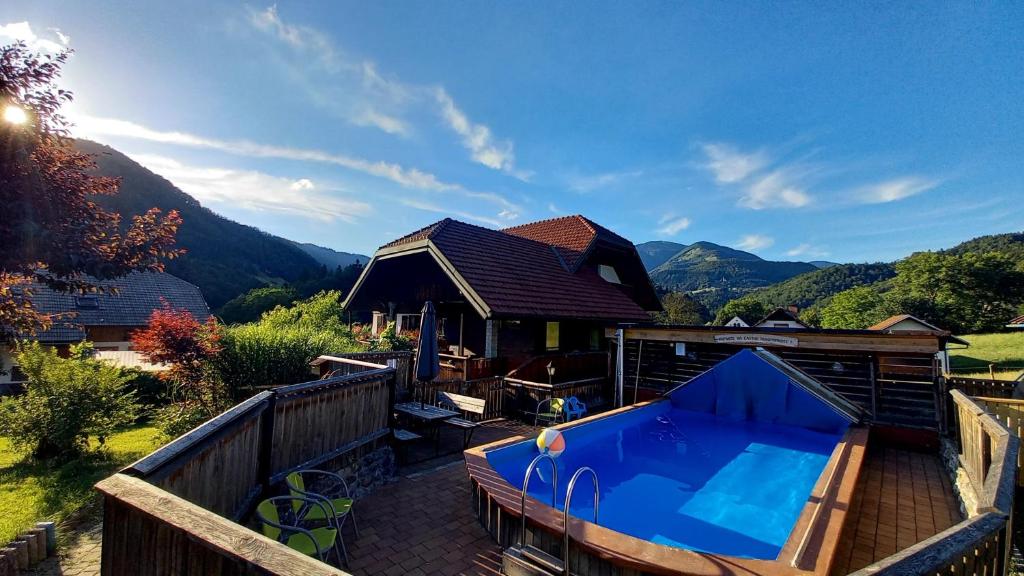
xmin=949 ymin=376 xmax=1020 ymax=399
xmin=973 ymin=396 xmax=1024 ymax=487
xmin=96 ymin=353 xmax=400 ymax=575
xmin=619 ymin=339 xmax=945 ymax=430
xmin=850 ymin=390 xmax=1018 ymax=576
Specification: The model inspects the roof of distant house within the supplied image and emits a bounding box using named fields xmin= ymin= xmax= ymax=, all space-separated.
xmin=1008 ymin=314 xmax=1024 ymax=328
xmin=359 ymin=216 xmax=659 ymax=321
xmin=868 ymin=314 xmax=969 ymax=346
xmin=23 ymin=272 xmax=211 ymax=343
xmin=755 ymin=307 xmax=807 ymax=327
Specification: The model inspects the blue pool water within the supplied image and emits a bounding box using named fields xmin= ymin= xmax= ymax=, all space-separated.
xmin=486 ymin=402 xmax=843 ymax=559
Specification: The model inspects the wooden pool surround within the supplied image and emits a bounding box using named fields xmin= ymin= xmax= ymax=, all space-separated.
xmin=465 ymin=401 xmax=869 ymax=576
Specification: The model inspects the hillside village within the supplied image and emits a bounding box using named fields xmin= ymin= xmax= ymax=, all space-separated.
xmin=3 ymin=7 xmax=1024 ymax=576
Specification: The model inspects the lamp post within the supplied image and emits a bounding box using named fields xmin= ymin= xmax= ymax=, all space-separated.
xmin=546 ymin=361 xmax=556 ymax=386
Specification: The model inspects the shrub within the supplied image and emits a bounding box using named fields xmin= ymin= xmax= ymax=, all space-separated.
xmin=212 ymin=291 xmax=364 ymax=395
xmin=368 ymin=321 xmax=414 ymax=352
xmin=0 ymin=342 xmax=139 ymax=460
xmin=152 ymin=401 xmax=214 ymax=440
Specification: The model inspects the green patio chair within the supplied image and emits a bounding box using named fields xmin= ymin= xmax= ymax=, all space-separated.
xmin=535 ymin=397 xmax=566 ymax=426
xmin=255 ymin=496 xmax=340 ymax=564
xmin=286 ymin=470 xmax=359 ymax=565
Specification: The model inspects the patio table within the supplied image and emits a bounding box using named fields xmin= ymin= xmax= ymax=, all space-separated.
xmin=393 ymin=402 xmax=460 ymax=455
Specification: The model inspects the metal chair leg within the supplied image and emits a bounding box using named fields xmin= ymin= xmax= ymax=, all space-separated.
xmin=349 ymin=509 xmax=360 ymax=539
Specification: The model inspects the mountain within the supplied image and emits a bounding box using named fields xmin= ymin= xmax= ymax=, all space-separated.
xmin=78 ymin=139 xmax=330 ymax=308
xmin=644 ymin=241 xmax=818 ymax=311
xmin=636 ymin=240 xmax=687 ymax=270
xmin=809 ymin=261 xmax=839 ymax=269
xmin=290 ymin=242 xmax=368 ymax=270
xmin=946 ymin=232 xmax=1024 ymax=264
xmin=743 ymin=263 xmax=896 ymax=310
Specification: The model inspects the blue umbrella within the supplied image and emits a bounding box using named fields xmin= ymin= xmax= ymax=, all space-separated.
xmin=414 ymin=301 xmax=440 ymax=408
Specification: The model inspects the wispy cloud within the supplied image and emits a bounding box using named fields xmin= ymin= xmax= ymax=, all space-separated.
xmin=786 ymin=243 xmax=830 ymax=258
xmin=0 ymin=21 xmax=69 ymax=53
xmin=567 ymin=169 xmax=644 ymax=193
xmin=547 ymin=202 xmax=562 ymax=214
xmin=701 ymin=143 xmax=769 ymax=184
xmin=736 ymin=234 xmax=774 ymax=251
xmin=857 ymin=177 xmax=939 ymax=204
xmin=130 ymin=153 xmax=371 ymax=222
xmin=656 ymin=214 xmax=691 ymax=236
xmin=247 ymin=6 xmax=529 ymax=178
xmin=741 ymin=168 xmax=813 ymax=209
xmin=399 ymin=198 xmax=504 ymax=227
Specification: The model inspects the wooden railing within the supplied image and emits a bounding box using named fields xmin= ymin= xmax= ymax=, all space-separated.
xmin=949 ymin=376 xmax=1019 ymax=399
xmin=438 ymin=354 xmax=504 ymax=381
xmin=507 ymin=351 xmax=609 ymax=385
xmin=97 ymin=353 xmax=398 ymax=575
xmin=850 ymin=390 xmax=1018 ymax=576
xmin=973 ymin=396 xmax=1024 ymax=487
xmin=414 ymin=376 xmax=507 ymax=421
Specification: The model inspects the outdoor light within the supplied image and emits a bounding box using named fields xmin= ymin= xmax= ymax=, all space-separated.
xmin=3 ymin=105 xmax=28 ymax=125
xmin=546 ymin=361 xmax=556 ymax=385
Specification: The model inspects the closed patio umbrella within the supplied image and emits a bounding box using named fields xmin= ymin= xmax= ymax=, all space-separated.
xmin=414 ymin=301 xmax=440 ymax=408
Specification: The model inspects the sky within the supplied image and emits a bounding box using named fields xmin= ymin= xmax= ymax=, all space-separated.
xmin=1 ymin=2 xmax=1022 ymax=261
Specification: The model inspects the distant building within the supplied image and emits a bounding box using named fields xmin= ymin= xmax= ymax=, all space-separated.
xmin=343 ymin=215 xmax=661 ymax=374
xmin=1 ymin=272 xmax=211 ymax=389
xmin=1007 ymin=315 xmax=1024 ymax=330
xmin=725 ymin=316 xmax=750 ymax=328
xmin=868 ymin=314 xmax=969 ymax=373
xmin=754 ymin=306 xmax=807 ymax=329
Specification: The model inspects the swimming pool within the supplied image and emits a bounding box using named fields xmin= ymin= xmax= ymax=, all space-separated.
xmin=486 ymin=402 xmax=844 ymax=559
xmin=467 ymin=348 xmax=869 ymax=574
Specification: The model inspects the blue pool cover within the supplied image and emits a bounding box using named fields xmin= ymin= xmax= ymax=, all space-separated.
xmin=486 ymin=348 xmax=858 ymax=560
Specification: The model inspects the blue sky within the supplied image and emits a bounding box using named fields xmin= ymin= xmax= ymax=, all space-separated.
xmin=2 ymin=2 xmax=1022 ymax=261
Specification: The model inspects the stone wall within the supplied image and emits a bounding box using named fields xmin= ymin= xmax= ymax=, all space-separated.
xmin=940 ymin=437 xmax=979 ymax=518
xmin=334 ymin=446 xmax=397 ymax=499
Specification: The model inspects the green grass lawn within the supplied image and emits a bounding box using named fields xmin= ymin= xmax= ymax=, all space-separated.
xmin=950 ymin=332 xmax=1024 ymax=380
xmin=0 ymin=424 xmax=161 ymax=543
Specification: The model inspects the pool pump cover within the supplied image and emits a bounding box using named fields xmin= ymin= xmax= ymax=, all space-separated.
xmin=667 ymin=348 xmax=861 ymax=434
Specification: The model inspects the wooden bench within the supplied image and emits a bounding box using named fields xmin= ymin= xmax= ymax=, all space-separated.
xmin=437 ymin=392 xmax=485 ymax=448
xmin=392 ymin=428 xmax=422 ymax=464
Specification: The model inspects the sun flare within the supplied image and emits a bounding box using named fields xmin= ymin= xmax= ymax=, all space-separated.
xmin=3 ymin=105 xmax=28 ymax=125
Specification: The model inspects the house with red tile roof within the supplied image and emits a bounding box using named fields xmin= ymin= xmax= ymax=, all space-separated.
xmin=343 ymin=215 xmax=660 ymax=378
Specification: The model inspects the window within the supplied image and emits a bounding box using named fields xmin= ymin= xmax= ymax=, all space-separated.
xmin=75 ymin=295 xmax=99 ymax=309
xmin=597 ymin=265 xmax=621 ymax=284
xmin=545 ymin=322 xmax=560 ymax=351
xmin=773 ymin=322 xmax=789 ymax=327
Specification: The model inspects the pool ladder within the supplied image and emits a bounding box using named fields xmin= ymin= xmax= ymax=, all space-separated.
xmin=502 ymin=454 xmax=599 ymax=576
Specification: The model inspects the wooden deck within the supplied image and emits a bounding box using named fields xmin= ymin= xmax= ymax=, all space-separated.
xmin=830 ymin=444 xmax=962 ymax=574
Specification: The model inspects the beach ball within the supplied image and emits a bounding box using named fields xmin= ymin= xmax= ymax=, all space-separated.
xmin=536 ymin=428 xmax=566 ymax=457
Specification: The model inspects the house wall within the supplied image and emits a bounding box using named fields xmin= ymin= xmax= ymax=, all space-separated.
xmin=497 ymin=318 xmax=607 ymax=369
xmin=86 ymin=325 xmax=140 ymax=350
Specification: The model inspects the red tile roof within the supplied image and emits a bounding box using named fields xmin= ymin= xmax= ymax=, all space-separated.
xmin=1007 ymin=315 xmax=1024 ymax=327
xmin=368 ymin=216 xmax=654 ymax=321
xmin=502 ymin=215 xmax=631 ymax=271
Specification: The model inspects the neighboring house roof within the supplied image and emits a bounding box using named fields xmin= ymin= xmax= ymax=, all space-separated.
xmin=868 ymin=314 xmax=969 ymax=346
xmin=725 ymin=316 xmax=750 ymax=327
xmin=350 ymin=216 xmax=659 ymax=321
xmin=1007 ymin=315 xmax=1024 ymax=329
xmin=23 ymin=272 xmax=211 ymax=343
xmin=755 ymin=307 xmax=807 ymax=328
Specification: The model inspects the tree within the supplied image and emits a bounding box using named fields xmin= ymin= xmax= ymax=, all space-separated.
xmin=132 ymin=302 xmax=224 ymax=414
xmin=714 ymin=297 xmax=768 ymax=325
xmin=654 ymin=292 xmax=709 ymax=325
xmin=884 ymin=251 xmax=1024 ymax=333
xmin=1 ymin=42 xmax=181 ymax=339
xmin=820 ymin=286 xmax=886 ymax=329
xmin=218 ymin=285 xmax=298 ymax=324
xmin=0 ymin=342 xmax=139 ymax=460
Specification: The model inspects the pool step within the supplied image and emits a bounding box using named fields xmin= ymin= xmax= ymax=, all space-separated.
xmin=502 ymin=545 xmax=563 ymax=576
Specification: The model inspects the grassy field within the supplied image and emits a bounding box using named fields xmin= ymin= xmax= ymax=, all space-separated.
xmin=0 ymin=425 xmax=161 ymax=543
xmin=949 ymin=332 xmax=1024 ymax=380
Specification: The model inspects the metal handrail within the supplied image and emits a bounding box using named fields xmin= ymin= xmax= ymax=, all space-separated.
xmin=519 ymin=454 xmax=558 ymax=548
xmin=563 ymin=467 xmax=599 ymax=576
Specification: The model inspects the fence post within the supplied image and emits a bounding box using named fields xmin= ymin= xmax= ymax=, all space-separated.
xmin=258 ymin=392 xmax=277 ymax=494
